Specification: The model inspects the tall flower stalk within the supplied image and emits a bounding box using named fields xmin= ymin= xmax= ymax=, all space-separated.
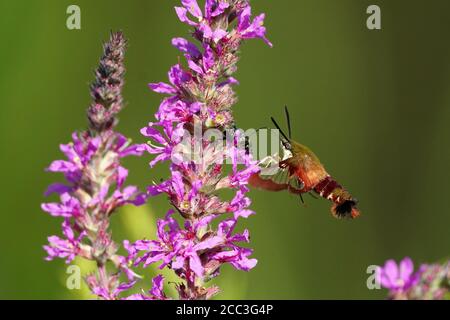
xmin=42 ymin=32 xmax=144 ymax=299
xmin=126 ymin=0 xmax=271 ymax=300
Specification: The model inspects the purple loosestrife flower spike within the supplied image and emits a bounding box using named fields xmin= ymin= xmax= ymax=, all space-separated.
xmin=378 ymin=257 xmax=450 ymax=300
xmin=377 ymin=257 xmax=421 ymax=294
xmin=127 ymin=1 xmax=271 ymax=300
xmin=88 ymin=32 xmax=127 ymax=132
xmin=42 ymin=32 xmax=145 ymax=300
xmin=408 ymin=262 xmax=450 ymax=300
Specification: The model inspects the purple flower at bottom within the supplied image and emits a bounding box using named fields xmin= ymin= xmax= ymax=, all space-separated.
xmin=377 ymin=257 xmax=422 ymax=293
xmin=86 ymin=273 xmax=137 ymax=300
xmin=127 ymin=209 xmax=257 ymax=284
xmin=125 ymin=275 xmax=169 ymax=300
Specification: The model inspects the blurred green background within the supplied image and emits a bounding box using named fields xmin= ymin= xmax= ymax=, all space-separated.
xmin=0 ymin=0 xmax=449 ymax=299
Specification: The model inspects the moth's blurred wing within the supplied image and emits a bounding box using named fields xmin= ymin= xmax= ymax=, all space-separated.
xmin=250 ymin=152 xmax=305 ymax=192
xmin=249 ymin=174 xmax=289 ymax=192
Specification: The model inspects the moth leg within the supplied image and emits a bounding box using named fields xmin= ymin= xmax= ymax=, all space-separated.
xmin=244 ymin=136 xmax=250 ymax=155
xmin=299 ymin=193 xmax=304 ymax=204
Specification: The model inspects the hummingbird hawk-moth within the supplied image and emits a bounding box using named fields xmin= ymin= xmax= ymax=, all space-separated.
xmin=249 ymin=107 xmax=360 ymax=219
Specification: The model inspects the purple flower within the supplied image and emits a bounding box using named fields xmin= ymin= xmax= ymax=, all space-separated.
xmin=377 ymin=258 xmax=450 ymax=300
xmin=227 ymin=138 xmax=261 ymax=188
xmin=237 ymin=5 xmax=273 ymax=47
xmin=140 ymin=121 xmax=185 ymax=167
xmin=129 ymin=210 xmax=257 ymax=281
xmin=86 ymin=272 xmax=137 ymax=300
xmin=42 ymin=32 xmax=145 ymax=300
xmin=132 ymin=0 xmax=271 ymax=299
xmin=172 ymin=37 xmax=201 ymax=59
xmin=149 ymin=64 xmax=191 ymax=96
xmin=175 ymin=1 xmax=229 ymax=43
xmin=378 ymin=257 xmax=422 ymax=293
xmin=125 ymin=275 xmax=169 ymax=300
xmin=408 ymin=262 xmax=449 ymax=300
xmin=44 ymin=220 xmax=87 ymax=263
xmin=41 ymin=193 xmax=82 ymax=218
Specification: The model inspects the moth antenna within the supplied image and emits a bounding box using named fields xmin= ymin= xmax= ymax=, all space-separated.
xmin=284 ymin=106 xmax=292 ymax=139
xmin=271 ymin=117 xmax=290 ymax=142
